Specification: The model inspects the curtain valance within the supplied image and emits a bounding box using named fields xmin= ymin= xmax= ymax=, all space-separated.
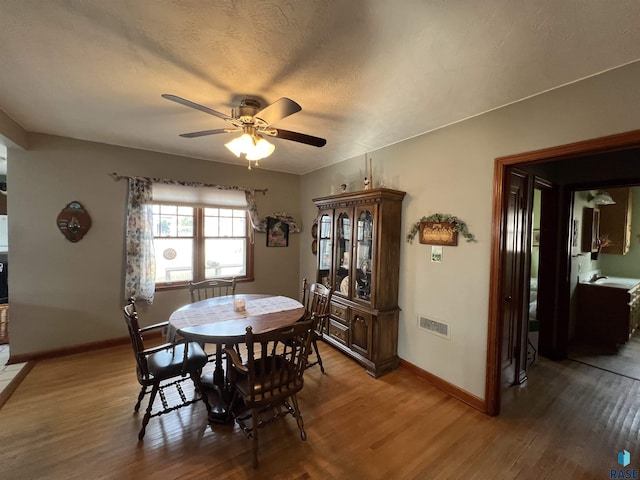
xmin=152 ymin=183 xmax=248 ymax=208
xmin=111 ymin=173 xmax=267 ymax=231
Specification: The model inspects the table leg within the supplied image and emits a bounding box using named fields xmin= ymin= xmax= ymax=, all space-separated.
xmin=206 ymin=342 xmax=230 ymax=424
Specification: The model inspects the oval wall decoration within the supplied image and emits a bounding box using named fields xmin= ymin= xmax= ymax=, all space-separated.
xmin=56 ymin=201 xmax=92 ymax=243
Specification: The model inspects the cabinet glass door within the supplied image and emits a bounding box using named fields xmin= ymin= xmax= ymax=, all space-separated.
xmin=354 ymin=208 xmax=374 ymax=302
xmin=317 ymin=213 xmax=332 ymax=287
xmin=334 ymin=211 xmax=351 ymax=296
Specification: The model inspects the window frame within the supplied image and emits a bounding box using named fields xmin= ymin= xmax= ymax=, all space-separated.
xmin=153 ymin=203 xmax=254 ymax=291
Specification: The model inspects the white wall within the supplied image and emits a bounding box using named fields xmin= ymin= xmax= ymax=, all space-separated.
xmin=300 ymin=61 xmax=640 ymax=399
xmin=8 ymin=134 xmax=301 ymax=356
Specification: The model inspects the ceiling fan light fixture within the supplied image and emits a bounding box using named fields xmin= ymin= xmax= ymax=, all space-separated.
xmin=163 ymin=94 xmax=325 ymax=169
xmin=225 ymin=130 xmax=275 ymax=169
xmin=224 ymin=133 xmax=254 ymax=157
xmin=246 ymin=137 xmax=275 ymax=161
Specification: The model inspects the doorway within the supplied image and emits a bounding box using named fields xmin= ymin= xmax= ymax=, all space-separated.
xmin=486 ymin=129 xmax=640 ymax=416
xmin=526 ymin=186 xmax=542 ymax=367
xmin=0 ymin=154 xmax=8 ymax=347
xmin=498 ymin=169 xmax=557 ymax=392
xmin=0 ymin=173 xmax=6 ymax=346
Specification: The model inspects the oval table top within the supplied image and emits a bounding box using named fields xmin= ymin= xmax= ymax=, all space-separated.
xmin=169 ymin=293 xmax=305 ymax=343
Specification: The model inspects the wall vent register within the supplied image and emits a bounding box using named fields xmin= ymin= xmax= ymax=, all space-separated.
xmin=418 ymin=315 xmax=450 ymax=339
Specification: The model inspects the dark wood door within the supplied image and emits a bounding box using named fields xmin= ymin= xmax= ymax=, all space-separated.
xmin=534 ymin=179 xmax=560 ymax=360
xmin=501 ymin=169 xmax=529 ymax=388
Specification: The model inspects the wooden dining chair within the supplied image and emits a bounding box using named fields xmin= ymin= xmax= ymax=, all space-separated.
xmin=188 ymin=278 xmax=238 ymax=365
xmin=301 ymin=278 xmax=333 ymax=373
xmin=223 ymin=320 xmax=315 ymax=468
xmin=188 ymin=278 xmax=236 ymax=303
xmin=123 ymin=298 xmax=211 ymax=440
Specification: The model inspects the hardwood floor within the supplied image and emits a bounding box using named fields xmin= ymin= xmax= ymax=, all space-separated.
xmin=568 ymin=328 xmax=640 ymax=381
xmin=0 ymin=343 xmax=638 ymax=479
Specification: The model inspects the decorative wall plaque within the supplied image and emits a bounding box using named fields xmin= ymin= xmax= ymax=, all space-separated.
xmin=56 ymin=201 xmax=92 ymax=242
xmin=419 ymin=221 xmax=458 ymax=246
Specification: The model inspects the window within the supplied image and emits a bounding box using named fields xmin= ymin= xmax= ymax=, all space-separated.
xmin=152 ymin=204 xmax=253 ymax=287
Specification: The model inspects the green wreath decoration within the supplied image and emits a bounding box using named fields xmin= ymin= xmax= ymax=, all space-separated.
xmin=406 ymin=213 xmax=476 ymax=244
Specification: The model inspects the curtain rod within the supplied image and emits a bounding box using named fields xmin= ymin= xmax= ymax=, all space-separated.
xmin=109 ymin=172 xmax=268 ymax=195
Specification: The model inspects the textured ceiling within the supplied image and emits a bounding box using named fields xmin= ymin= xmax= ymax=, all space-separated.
xmin=1 ymin=1 xmax=640 ymax=175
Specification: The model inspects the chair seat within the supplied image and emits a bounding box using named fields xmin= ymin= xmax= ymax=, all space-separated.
xmin=147 ymin=342 xmax=208 ymax=379
xmin=235 ymin=356 xmax=303 ymax=400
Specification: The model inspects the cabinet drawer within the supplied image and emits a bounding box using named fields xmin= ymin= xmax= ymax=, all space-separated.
xmin=328 ymin=319 xmax=349 ymax=345
xmin=330 ymin=303 xmax=348 ymax=322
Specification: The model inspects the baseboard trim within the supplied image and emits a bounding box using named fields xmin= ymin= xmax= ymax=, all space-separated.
xmin=399 ymin=358 xmax=487 ymax=413
xmin=8 ymin=335 xmax=140 ymax=364
xmin=0 ymin=361 xmax=35 ymax=410
xmin=7 ymin=329 xmax=167 ymax=365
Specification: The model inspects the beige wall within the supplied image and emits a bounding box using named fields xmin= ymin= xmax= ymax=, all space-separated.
xmin=300 ymin=61 xmax=640 ymax=399
xmin=7 ymin=134 xmax=301 ymax=356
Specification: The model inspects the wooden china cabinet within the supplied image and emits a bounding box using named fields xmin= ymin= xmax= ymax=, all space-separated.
xmin=313 ymin=188 xmax=406 ymax=377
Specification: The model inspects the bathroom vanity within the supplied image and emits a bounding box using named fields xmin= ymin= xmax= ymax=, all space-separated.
xmin=576 ymin=276 xmax=640 ymax=349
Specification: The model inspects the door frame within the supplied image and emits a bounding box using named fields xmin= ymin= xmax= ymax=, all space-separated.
xmin=485 ymin=129 xmax=640 ymax=416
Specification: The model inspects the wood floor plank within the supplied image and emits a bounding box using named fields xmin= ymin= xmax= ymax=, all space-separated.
xmin=1 ymin=343 xmax=639 ymax=478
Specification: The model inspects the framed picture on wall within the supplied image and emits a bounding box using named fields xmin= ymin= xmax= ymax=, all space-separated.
xmin=266 ymin=217 xmax=289 ymax=247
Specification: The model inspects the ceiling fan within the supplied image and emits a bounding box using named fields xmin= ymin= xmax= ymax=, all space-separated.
xmin=162 ymin=94 xmax=326 ymax=168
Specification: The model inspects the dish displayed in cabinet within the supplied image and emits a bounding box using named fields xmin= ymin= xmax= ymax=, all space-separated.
xmin=340 ymin=276 xmax=349 ymax=294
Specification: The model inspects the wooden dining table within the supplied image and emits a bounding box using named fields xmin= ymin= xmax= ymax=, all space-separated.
xmin=168 ymin=293 xmax=305 ymax=423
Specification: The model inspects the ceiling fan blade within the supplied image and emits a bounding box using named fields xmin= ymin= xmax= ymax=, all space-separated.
xmin=162 ymin=94 xmax=233 ymax=121
xmin=254 ymin=98 xmax=302 ymax=127
xmin=179 ymin=128 xmax=240 ymax=138
xmin=271 ymin=129 xmax=327 ymax=147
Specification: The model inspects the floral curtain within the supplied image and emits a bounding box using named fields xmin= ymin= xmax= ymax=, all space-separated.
xmin=244 ymin=189 xmax=262 ymax=231
xmin=124 ymin=178 xmax=156 ymax=303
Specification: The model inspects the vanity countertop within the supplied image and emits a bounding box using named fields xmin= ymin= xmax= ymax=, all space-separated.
xmin=581 ymin=276 xmax=640 ymax=290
